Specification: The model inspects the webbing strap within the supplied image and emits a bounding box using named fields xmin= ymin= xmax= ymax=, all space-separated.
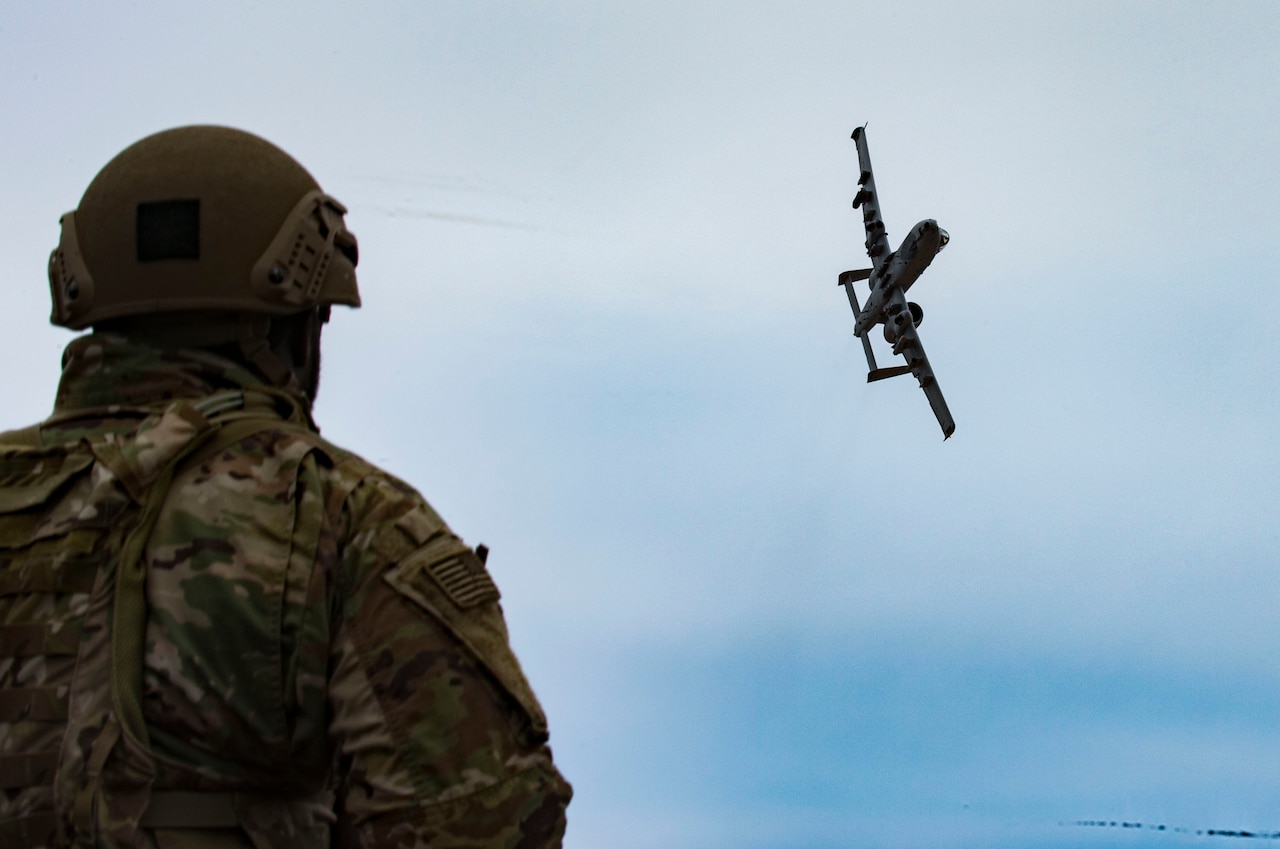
xmin=0 ymin=559 xmax=98 ymax=596
xmin=70 ymin=719 xmax=118 ymax=834
xmin=140 ymin=791 xmax=239 ymax=829
xmin=0 ymin=688 xmax=68 ymax=722
xmin=0 ymin=812 xmax=57 ymax=848
xmin=0 ymin=622 xmax=82 ymax=657
xmin=177 ymin=415 xmax=316 ymax=475
xmin=0 ymin=751 xmax=59 ymax=789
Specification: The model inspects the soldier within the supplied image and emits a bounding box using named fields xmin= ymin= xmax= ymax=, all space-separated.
xmin=0 ymin=126 xmax=571 ymax=848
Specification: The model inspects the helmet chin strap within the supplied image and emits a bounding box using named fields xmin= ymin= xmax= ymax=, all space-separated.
xmin=237 ymin=314 xmax=298 ymax=391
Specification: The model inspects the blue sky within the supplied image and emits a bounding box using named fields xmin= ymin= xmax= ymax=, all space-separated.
xmin=3 ymin=3 xmax=1279 ymax=846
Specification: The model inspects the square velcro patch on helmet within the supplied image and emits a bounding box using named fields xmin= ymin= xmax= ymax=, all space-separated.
xmin=136 ymin=199 xmax=200 ymax=261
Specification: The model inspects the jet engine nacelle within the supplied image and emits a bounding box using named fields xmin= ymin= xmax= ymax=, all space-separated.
xmin=882 ymin=301 xmax=923 ymax=344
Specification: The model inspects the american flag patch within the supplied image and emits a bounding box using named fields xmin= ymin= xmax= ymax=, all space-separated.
xmin=426 ymin=550 xmax=500 ymax=609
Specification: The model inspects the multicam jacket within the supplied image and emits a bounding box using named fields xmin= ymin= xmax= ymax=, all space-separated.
xmin=0 ymin=334 xmax=570 ymax=848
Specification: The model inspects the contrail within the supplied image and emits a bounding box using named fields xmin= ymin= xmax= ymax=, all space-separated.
xmin=353 ymin=204 xmax=539 ymax=231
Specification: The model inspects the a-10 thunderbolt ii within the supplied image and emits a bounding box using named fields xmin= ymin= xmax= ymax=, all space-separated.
xmin=838 ymin=125 xmax=955 ymax=439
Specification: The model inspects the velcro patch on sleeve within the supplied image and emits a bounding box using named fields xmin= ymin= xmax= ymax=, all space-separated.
xmin=426 ymin=551 xmax=500 ymax=609
xmin=397 ymin=535 xmax=500 ymax=610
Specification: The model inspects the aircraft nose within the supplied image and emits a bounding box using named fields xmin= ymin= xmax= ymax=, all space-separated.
xmin=938 ymin=227 xmax=950 ymax=249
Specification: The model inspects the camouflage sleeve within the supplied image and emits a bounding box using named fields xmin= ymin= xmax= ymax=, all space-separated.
xmin=326 ymin=470 xmax=571 ymax=848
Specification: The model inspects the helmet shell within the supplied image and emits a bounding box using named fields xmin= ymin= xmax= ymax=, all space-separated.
xmin=49 ymin=125 xmax=360 ymax=329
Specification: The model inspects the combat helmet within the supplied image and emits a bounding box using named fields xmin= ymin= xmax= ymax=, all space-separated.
xmin=48 ymin=125 xmax=360 ymax=382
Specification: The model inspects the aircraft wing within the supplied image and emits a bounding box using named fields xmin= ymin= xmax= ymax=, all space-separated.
xmin=880 ymin=290 xmax=955 ymax=438
xmin=851 ymin=126 xmax=892 ymax=269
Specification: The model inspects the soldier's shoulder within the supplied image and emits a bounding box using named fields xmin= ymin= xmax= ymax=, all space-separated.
xmin=0 ymin=423 xmax=42 ymax=447
xmin=300 ymin=432 xmax=450 ymax=551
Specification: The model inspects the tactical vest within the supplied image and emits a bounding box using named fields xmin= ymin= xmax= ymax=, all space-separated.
xmin=0 ymin=391 xmax=349 ymax=849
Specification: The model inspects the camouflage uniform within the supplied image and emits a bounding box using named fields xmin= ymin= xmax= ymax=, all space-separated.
xmin=0 ymin=334 xmax=571 ymax=848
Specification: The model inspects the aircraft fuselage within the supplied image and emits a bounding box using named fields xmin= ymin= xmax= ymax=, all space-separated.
xmin=853 ymin=218 xmax=948 ymax=337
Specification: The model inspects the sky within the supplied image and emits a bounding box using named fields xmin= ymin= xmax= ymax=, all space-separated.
xmin=3 ymin=2 xmax=1280 ymax=846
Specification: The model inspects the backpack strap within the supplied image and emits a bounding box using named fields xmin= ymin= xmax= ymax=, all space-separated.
xmin=43 ymin=391 xmax=347 ymax=841
xmin=110 ymin=417 xmax=225 ymax=760
xmin=128 ymin=409 xmax=357 ymax=841
xmin=109 ymin=398 xmax=316 ymax=757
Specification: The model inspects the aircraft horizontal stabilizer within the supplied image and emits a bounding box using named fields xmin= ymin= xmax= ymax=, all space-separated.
xmin=867 ymin=365 xmax=912 ymax=382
